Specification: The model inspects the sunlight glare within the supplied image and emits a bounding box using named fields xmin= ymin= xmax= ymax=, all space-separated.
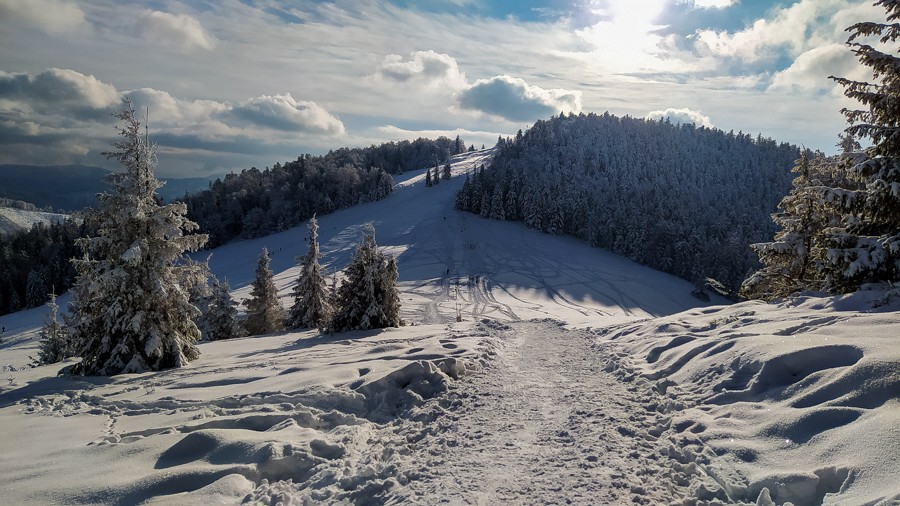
xmin=575 ymin=0 xmax=669 ymax=73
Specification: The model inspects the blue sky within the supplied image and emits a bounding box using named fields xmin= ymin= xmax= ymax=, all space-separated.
xmin=0 ymin=0 xmax=882 ymax=177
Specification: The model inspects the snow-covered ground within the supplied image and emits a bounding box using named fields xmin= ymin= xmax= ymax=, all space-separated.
xmin=0 ymin=149 xmax=897 ymax=505
xmin=0 ymin=206 xmax=68 ymax=235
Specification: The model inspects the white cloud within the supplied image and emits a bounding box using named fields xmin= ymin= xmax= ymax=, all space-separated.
xmin=0 ymin=68 xmax=120 ymax=114
xmin=137 ymin=10 xmax=217 ymax=51
xmin=457 ymin=75 xmax=582 ymax=122
xmin=375 ymin=50 xmax=467 ymax=90
xmin=126 ymin=88 xmax=228 ymax=125
xmin=230 ymin=93 xmax=345 ymax=135
xmin=0 ymin=0 xmax=87 ymax=34
xmin=688 ymin=0 xmax=878 ymax=63
xmin=769 ymin=43 xmax=865 ymax=92
xmin=646 ymin=107 xmax=713 ymax=128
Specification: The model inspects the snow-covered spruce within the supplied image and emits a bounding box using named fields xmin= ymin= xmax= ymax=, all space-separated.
xmin=244 ymin=247 xmax=286 ymax=335
xmin=286 ymin=215 xmax=331 ymax=330
xmin=742 ymin=150 xmax=842 ymax=300
xmin=65 ymin=100 xmax=208 ymax=375
xmin=329 ymin=224 xmax=401 ymax=331
xmin=823 ymin=1 xmax=900 ymax=292
xmin=34 ymin=292 xmax=75 ymax=366
xmin=203 ymin=279 xmax=244 ymax=340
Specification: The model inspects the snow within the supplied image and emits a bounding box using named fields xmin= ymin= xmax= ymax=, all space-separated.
xmin=0 ymin=148 xmax=897 ymax=505
xmin=0 ymin=206 xmax=68 ymax=235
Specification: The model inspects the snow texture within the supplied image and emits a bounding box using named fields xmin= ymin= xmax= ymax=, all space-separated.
xmin=0 ymin=149 xmax=897 ymax=505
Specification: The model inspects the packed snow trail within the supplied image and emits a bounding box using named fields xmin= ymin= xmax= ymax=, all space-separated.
xmin=381 ymin=319 xmax=714 ymax=505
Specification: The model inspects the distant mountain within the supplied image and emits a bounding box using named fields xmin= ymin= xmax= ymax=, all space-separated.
xmin=0 ymin=164 xmax=217 ymax=212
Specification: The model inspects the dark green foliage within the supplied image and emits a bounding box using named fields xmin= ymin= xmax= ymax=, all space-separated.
xmin=244 ymin=247 xmax=286 ymax=335
xmin=0 ymin=219 xmax=82 ymax=316
xmin=34 ymin=293 xmax=76 ymax=366
xmin=287 ymin=215 xmax=331 ymax=330
xmin=457 ymin=113 xmax=799 ymax=291
xmin=330 ymin=225 xmax=401 ymax=332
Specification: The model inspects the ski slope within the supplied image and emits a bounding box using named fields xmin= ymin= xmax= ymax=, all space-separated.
xmin=0 ymin=149 xmax=897 ymax=505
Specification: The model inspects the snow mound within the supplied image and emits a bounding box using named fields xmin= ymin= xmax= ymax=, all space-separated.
xmin=0 ymin=323 xmax=487 ymax=505
xmin=597 ymin=289 xmax=900 ymax=506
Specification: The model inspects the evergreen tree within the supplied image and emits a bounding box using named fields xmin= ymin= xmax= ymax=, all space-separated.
xmin=824 ymin=1 xmax=900 ymax=291
xmin=287 ymin=215 xmax=331 ymax=329
xmin=9 ymin=288 xmax=22 ymax=313
xmin=425 ymin=168 xmax=433 ymax=187
xmin=205 ymin=279 xmax=243 ymax=340
xmin=330 ymin=224 xmax=401 ymax=331
xmin=442 ymin=162 xmax=452 ymax=180
xmin=183 ymin=256 xmax=215 ymax=340
xmin=66 ymin=100 xmax=208 ymax=375
xmin=25 ymin=269 xmax=47 ymax=308
xmin=742 ymin=151 xmax=834 ymax=299
xmin=34 ymin=292 xmax=75 ymax=366
xmin=433 ymin=166 xmax=441 ymax=185
xmin=244 ymin=247 xmax=285 ymax=335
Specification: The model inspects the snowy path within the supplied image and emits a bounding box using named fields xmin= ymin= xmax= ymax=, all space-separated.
xmin=385 ymin=319 xmax=706 ymax=505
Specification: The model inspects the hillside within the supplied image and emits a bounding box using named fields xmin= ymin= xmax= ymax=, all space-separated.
xmin=0 ymin=207 xmax=68 ymax=235
xmin=0 ymin=149 xmax=897 ymax=505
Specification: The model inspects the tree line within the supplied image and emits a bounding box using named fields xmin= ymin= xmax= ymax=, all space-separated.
xmin=455 ymin=114 xmax=799 ymax=293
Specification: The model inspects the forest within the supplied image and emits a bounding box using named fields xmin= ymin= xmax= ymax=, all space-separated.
xmin=455 ymin=113 xmax=801 ymax=293
xmin=0 ymin=136 xmax=467 ymax=316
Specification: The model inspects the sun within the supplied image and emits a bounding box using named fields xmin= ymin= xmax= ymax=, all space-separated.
xmin=604 ymin=0 xmax=666 ymax=28
xmin=572 ymin=0 xmax=669 ymax=73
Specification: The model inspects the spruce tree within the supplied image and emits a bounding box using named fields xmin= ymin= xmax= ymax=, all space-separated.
xmin=35 ymin=292 xmax=75 ymax=366
xmin=442 ymin=162 xmax=452 ymax=180
xmin=433 ymin=166 xmax=441 ymax=185
xmin=742 ymin=151 xmax=836 ymax=300
xmin=66 ymin=100 xmax=208 ymax=375
xmin=330 ymin=225 xmax=401 ymax=331
xmin=244 ymin=247 xmax=285 ymax=335
xmin=205 ymin=279 xmax=243 ymax=340
xmin=287 ymin=215 xmax=331 ymax=330
xmin=425 ymin=168 xmax=433 ymax=187
xmin=824 ymin=1 xmax=900 ymax=291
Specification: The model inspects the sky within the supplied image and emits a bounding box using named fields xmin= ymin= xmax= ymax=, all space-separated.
xmin=0 ymin=0 xmax=883 ymax=178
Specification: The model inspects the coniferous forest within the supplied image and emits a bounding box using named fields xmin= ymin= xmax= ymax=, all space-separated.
xmin=455 ymin=114 xmax=801 ymax=292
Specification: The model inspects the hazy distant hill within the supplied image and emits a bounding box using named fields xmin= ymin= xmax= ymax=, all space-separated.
xmin=0 ymin=164 xmax=216 ymax=212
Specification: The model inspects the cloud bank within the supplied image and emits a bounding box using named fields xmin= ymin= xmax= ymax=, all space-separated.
xmin=375 ymin=50 xmax=467 ymax=89
xmin=457 ymin=75 xmax=582 ymax=122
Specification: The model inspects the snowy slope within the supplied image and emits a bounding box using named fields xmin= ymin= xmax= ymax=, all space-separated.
xmin=0 ymin=206 xmax=68 ymax=235
xmin=0 ymin=148 xmax=897 ymax=505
